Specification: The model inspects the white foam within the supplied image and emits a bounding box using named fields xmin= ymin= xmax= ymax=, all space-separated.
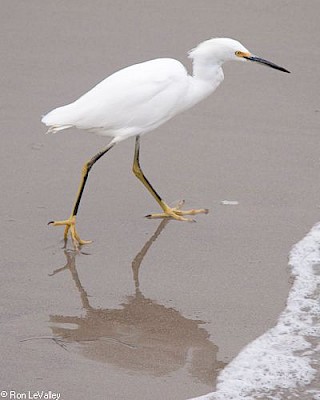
xmin=189 ymin=222 xmax=320 ymax=400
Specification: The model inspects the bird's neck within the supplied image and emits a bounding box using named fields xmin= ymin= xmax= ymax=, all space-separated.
xmin=192 ymin=59 xmax=224 ymax=84
xmin=181 ymin=61 xmax=224 ymax=110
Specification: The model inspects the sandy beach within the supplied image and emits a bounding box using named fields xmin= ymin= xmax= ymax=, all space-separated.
xmin=1 ymin=1 xmax=319 ymax=399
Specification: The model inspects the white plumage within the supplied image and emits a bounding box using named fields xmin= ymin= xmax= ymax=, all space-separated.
xmin=42 ymin=59 xmax=190 ymax=138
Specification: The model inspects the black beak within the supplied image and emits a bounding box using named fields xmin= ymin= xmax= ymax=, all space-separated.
xmin=244 ymin=55 xmax=290 ymax=73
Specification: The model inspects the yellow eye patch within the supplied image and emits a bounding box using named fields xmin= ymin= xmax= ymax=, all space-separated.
xmin=235 ymin=51 xmax=251 ymax=58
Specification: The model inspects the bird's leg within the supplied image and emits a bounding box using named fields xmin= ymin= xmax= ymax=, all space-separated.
xmin=132 ymin=136 xmax=208 ymax=221
xmin=49 ymin=142 xmax=116 ymax=248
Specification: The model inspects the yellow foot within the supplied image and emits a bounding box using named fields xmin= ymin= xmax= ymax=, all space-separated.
xmin=146 ymin=200 xmax=209 ymax=222
xmin=48 ymin=215 xmax=92 ymax=248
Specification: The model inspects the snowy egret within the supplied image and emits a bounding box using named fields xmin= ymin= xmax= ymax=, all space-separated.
xmin=42 ymin=38 xmax=289 ymax=247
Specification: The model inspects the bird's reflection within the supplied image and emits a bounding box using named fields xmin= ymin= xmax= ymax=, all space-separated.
xmin=49 ymin=220 xmax=224 ymax=384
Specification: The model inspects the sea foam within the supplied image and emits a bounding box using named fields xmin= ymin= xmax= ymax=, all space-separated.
xmin=189 ymin=222 xmax=320 ymax=400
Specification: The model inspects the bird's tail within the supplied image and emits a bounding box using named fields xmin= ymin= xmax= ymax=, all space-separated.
xmin=41 ymin=107 xmax=74 ymax=134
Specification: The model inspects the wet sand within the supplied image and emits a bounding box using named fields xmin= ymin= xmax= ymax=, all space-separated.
xmin=1 ymin=1 xmax=320 ymax=399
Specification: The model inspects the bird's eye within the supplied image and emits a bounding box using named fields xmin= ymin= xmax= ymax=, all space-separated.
xmin=235 ymin=51 xmax=242 ymax=57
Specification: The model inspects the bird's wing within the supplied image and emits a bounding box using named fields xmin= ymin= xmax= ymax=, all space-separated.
xmin=42 ymin=58 xmax=189 ymax=135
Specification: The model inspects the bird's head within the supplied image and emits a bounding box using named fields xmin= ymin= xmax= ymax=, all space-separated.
xmin=189 ymin=38 xmax=290 ymax=73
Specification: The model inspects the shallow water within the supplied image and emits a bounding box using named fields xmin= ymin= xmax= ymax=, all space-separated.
xmin=49 ymin=221 xmax=224 ymax=385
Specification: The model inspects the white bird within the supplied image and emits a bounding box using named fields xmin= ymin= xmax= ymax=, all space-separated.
xmin=42 ymin=37 xmax=289 ymax=248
